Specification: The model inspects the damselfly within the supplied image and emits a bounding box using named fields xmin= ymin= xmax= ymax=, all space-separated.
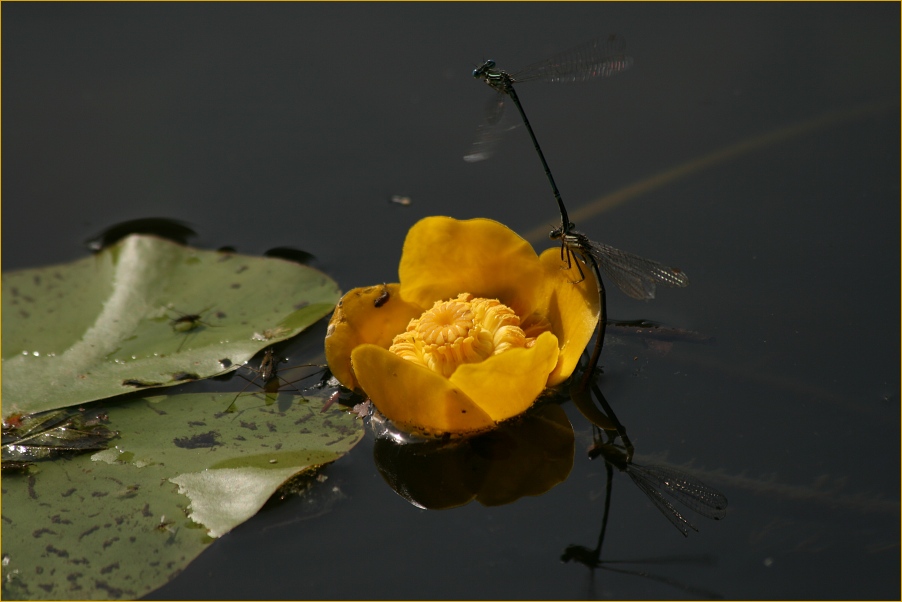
xmin=551 ymin=225 xmax=689 ymax=386
xmin=550 ymin=226 xmax=689 ymax=298
xmin=468 ymin=35 xmax=633 ymax=231
xmin=590 ymin=439 xmax=728 ymax=537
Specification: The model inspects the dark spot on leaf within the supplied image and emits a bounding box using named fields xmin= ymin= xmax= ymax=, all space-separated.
xmin=116 ymin=485 xmax=139 ymax=499
xmin=188 ymin=420 xmax=206 ymax=427
xmin=235 ymin=265 xmax=249 ymax=274
xmin=102 ymin=537 xmax=120 ymax=550
xmin=100 ymin=562 xmax=120 ymax=575
xmin=61 ymin=488 xmax=76 ymax=498
xmin=171 ymin=372 xmax=199 ymax=382
xmin=51 ymin=515 xmax=72 ymax=525
xmin=78 ymin=526 xmax=99 ymax=540
xmin=32 ymin=528 xmax=56 ymax=538
xmin=230 ymin=283 xmax=241 ymax=289
xmin=141 ymin=503 xmax=152 ymax=517
xmin=67 ymin=572 xmax=81 ymax=582
xmin=38 ymin=583 xmax=54 ymax=593
xmin=239 ymin=421 xmax=257 ymax=430
xmin=235 ymin=435 xmax=246 ymax=441
xmin=122 ymin=379 xmax=162 ymax=388
xmin=36 ymin=566 xmax=44 ymax=574
xmin=28 ymin=474 xmax=37 ymax=499
xmin=266 ymin=422 xmax=277 ymax=433
xmin=129 ymin=536 xmax=136 ymax=543
xmin=91 ymin=491 xmax=109 ymax=498
xmin=94 ymin=579 xmax=124 ymax=598
xmin=71 ymin=557 xmax=89 ymax=565
xmin=45 ymin=544 xmax=69 ymax=558
xmin=219 ymin=358 xmax=232 ymax=369
xmin=173 ymin=431 xmax=220 ymax=449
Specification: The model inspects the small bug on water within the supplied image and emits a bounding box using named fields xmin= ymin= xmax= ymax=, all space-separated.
xmin=224 ymin=347 xmax=328 ymax=414
xmin=164 ymin=306 xmax=219 ymax=352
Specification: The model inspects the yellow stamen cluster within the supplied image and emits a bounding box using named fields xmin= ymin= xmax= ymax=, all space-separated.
xmin=390 ymin=293 xmax=544 ymax=378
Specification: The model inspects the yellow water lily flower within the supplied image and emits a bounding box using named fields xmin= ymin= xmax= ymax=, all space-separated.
xmin=325 ymin=216 xmax=599 ymax=437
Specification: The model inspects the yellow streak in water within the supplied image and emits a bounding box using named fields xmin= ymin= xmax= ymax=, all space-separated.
xmin=523 ymin=100 xmax=893 ymax=245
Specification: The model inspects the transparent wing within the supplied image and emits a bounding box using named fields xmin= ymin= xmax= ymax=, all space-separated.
xmin=588 ymin=240 xmax=689 ymax=300
xmin=627 ymin=468 xmax=697 ymax=537
xmin=511 ymin=35 xmax=634 ymax=84
xmin=464 ymin=92 xmax=519 ymax=163
xmin=626 ymin=462 xmax=728 ymax=536
xmin=635 ymin=464 xmax=728 ymax=520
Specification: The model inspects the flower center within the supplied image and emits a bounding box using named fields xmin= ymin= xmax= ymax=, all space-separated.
xmin=389 ymin=293 xmax=549 ymax=378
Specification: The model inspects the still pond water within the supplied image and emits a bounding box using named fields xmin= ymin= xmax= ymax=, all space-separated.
xmin=3 ymin=3 xmax=899 ymax=599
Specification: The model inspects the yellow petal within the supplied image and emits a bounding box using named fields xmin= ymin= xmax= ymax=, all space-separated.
xmin=449 ymin=331 xmax=560 ymax=422
xmin=398 ymin=217 xmax=544 ymax=318
xmin=535 ymin=247 xmax=601 ymax=386
xmin=324 ymin=283 xmax=423 ymax=391
xmin=351 ymin=344 xmax=495 ymax=436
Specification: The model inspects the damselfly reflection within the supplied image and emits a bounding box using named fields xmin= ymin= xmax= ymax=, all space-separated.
xmin=571 ymin=379 xmax=727 ymax=537
xmin=224 ymin=347 xmax=328 ymax=413
xmin=561 ymin=452 xmax=722 ymax=599
xmin=589 ymin=437 xmax=727 ymax=537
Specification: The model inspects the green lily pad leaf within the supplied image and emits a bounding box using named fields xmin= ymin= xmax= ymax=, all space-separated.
xmin=170 ymin=466 xmax=305 ymax=538
xmin=1 ymin=234 xmax=341 ymax=417
xmin=1 ymin=390 xmax=364 ymax=600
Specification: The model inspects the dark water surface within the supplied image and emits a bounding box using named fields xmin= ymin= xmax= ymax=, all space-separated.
xmin=3 ymin=3 xmax=899 ymax=599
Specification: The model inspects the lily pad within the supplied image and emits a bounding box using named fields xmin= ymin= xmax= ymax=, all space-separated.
xmin=1 ymin=234 xmax=341 ymax=417
xmin=0 ymin=390 xmax=364 ymax=600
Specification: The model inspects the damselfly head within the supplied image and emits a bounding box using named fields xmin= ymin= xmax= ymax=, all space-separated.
xmin=549 ymin=222 xmax=575 ymax=240
xmin=472 ymin=60 xmax=496 ymax=78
